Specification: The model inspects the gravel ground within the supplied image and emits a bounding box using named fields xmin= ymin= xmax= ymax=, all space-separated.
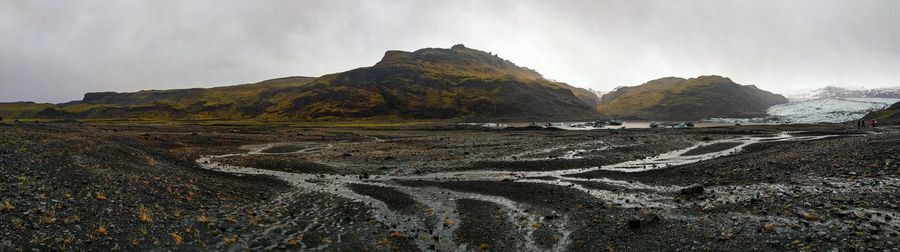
xmin=1 ymin=122 xmax=898 ymax=251
xmin=0 ymin=123 xmax=292 ymax=250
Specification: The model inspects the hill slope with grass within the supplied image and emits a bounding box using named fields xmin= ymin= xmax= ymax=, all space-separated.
xmin=262 ymin=44 xmax=599 ymax=120
xmin=31 ymin=76 xmax=317 ymax=121
xmin=0 ymin=102 xmax=54 ymax=120
xmin=597 ymin=76 xmax=788 ymax=120
xmin=12 ymin=45 xmax=599 ymax=121
xmin=863 ymin=101 xmax=900 ymax=124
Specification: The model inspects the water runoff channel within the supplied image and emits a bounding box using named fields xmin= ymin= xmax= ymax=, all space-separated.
xmin=196 ymin=131 xmax=847 ymax=250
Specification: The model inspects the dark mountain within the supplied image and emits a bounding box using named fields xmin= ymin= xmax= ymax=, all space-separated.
xmin=266 ymin=44 xmax=599 ymax=120
xmin=863 ymin=101 xmax=900 ymax=124
xmin=18 ymin=45 xmax=599 ymax=121
xmin=597 ymin=75 xmax=788 ymax=120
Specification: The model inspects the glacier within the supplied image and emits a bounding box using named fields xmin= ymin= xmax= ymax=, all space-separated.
xmin=767 ymin=98 xmax=899 ymax=123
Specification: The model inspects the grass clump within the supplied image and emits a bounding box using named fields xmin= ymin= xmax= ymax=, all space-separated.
xmin=1 ymin=200 xmax=12 ymax=211
xmin=97 ymin=225 xmax=109 ymax=236
xmin=138 ymin=205 xmax=152 ymax=223
xmin=40 ymin=212 xmax=56 ymax=225
xmin=170 ymin=231 xmax=183 ymax=245
xmin=197 ymin=212 xmax=209 ymax=224
xmin=63 ymin=215 xmax=80 ymax=225
xmin=222 ymin=234 xmax=238 ymax=245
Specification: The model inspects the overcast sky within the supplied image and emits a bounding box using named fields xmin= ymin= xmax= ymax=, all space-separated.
xmin=2 ymin=0 xmax=899 ymax=102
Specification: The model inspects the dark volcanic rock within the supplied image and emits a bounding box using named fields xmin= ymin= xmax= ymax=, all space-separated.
xmin=680 ymin=184 xmax=705 ymax=196
xmin=627 ymin=216 xmax=642 ymax=228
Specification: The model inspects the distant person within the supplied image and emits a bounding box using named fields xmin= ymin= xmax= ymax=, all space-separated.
xmin=873 ymin=120 xmax=878 ymax=127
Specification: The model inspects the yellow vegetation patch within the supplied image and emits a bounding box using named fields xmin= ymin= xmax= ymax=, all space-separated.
xmin=40 ymin=213 xmax=56 ymax=225
xmin=138 ymin=205 xmax=152 ymax=223
xmin=97 ymin=225 xmax=109 ymax=236
xmin=170 ymin=231 xmax=183 ymax=245
xmin=222 ymin=234 xmax=238 ymax=245
xmin=63 ymin=215 xmax=80 ymax=225
xmin=59 ymin=233 xmax=74 ymax=250
xmin=763 ymin=223 xmax=776 ymax=233
xmin=95 ymin=192 xmax=107 ymax=201
xmin=197 ymin=212 xmax=209 ymax=224
xmin=1 ymin=200 xmax=12 ymax=211
xmin=12 ymin=218 xmax=24 ymax=230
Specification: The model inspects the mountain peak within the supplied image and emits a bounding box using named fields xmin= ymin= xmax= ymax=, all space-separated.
xmin=374 ymin=45 xmax=543 ymax=81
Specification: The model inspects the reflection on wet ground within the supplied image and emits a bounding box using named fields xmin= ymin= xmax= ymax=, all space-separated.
xmin=195 ymin=131 xmax=899 ymax=250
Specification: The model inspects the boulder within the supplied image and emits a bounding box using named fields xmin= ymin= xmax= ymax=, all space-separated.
xmin=680 ymin=184 xmax=704 ymax=196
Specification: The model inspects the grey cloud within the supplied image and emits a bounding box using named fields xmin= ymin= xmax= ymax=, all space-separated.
xmin=1 ymin=0 xmax=899 ymax=102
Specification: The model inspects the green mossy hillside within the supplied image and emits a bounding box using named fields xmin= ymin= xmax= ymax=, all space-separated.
xmin=597 ymin=76 xmax=788 ymax=120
